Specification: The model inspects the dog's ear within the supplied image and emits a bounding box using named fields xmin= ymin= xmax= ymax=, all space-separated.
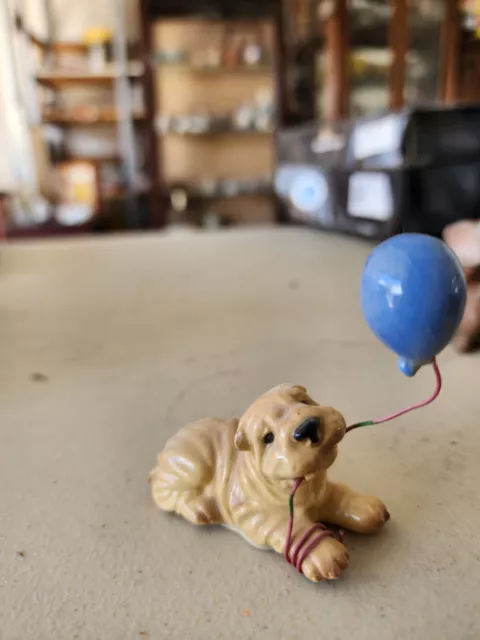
xmin=234 ymin=426 xmax=250 ymax=452
xmin=269 ymin=383 xmax=306 ymax=394
xmin=291 ymin=384 xmax=307 ymax=394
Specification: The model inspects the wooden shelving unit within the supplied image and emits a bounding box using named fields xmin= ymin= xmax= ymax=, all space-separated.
xmin=288 ymin=0 xmax=451 ymax=124
xmin=10 ymin=2 xmax=160 ymax=237
xmin=34 ymin=39 xmax=150 ymax=220
xmin=36 ymin=68 xmax=145 ymax=88
xmin=445 ymin=0 xmax=480 ymax=104
xmin=155 ymin=61 xmax=273 ymax=74
xmin=150 ymin=13 xmax=280 ymax=226
xmin=42 ymin=111 xmax=146 ymax=125
xmin=159 ymin=128 xmax=274 ymax=137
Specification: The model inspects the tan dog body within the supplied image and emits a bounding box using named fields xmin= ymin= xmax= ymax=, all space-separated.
xmin=150 ymin=384 xmax=389 ymax=582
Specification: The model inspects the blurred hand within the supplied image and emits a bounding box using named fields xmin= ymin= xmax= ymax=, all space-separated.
xmin=443 ymin=220 xmax=480 ymax=269
xmin=444 ymin=220 xmax=480 ymax=352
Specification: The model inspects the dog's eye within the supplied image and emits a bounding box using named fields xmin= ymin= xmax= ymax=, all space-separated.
xmin=299 ymin=398 xmax=313 ymax=405
xmin=263 ymin=432 xmax=274 ymax=445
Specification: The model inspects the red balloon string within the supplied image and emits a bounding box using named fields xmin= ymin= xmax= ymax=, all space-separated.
xmin=346 ymin=358 xmax=442 ymax=433
xmin=285 ymin=359 xmax=442 ymax=576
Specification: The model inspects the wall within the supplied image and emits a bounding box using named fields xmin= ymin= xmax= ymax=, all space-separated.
xmin=24 ymin=0 xmax=139 ymax=40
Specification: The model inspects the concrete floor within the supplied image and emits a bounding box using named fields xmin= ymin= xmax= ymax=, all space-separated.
xmin=0 ymin=228 xmax=479 ymax=640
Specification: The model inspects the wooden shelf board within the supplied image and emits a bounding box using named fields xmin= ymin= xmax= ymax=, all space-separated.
xmin=30 ymin=39 xmax=89 ymax=54
xmin=160 ymin=128 xmax=274 ymax=137
xmin=42 ymin=113 xmax=146 ymax=126
xmin=62 ymin=154 xmax=121 ymax=163
xmin=36 ymin=69 xmax=144 ymax=87
xmin=155 ymin=61 xmax=272 ymax=74
xmin=15 ymin=21 xmax=89 ymax=54
xmin=167 ymin=182 xmax=273 ymax=199
xmin=20 ymin=30 xmax=141 ymax=57
xmin=49 ymin=42 xmax=88 ymax=54
xmin=6 ymin=218 xmax=94 ymax=239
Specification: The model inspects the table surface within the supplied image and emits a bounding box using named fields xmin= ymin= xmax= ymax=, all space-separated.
xmin=0 ymin=228 xmax=479 ymax=640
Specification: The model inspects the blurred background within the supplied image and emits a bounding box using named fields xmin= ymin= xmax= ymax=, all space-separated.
xmin=0 ymin=0 xmax=476 ymax=238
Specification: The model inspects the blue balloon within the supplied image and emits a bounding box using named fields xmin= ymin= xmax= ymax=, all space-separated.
xmin=361 ymin=233 xmax=467 ymax=377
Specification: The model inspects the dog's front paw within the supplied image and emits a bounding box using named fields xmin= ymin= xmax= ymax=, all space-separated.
xmin=301 ymin=538 xmax=349 ymax=582
xmin=350 ymin=495 xmax=390 ymax=534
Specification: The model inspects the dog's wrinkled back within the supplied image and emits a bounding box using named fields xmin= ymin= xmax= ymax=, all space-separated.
xmin=149 ymin=418 xmax=238 ymax=525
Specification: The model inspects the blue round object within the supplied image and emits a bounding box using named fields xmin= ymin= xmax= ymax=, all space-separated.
xmin=361 ymin=233 xmax=467 ymax=377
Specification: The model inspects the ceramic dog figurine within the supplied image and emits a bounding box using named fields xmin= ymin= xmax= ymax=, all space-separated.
xmin=149 ymin=384 xmax=389 ymax=582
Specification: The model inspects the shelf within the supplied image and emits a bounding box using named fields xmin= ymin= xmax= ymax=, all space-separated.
xmin=37 ymin=65 xmax=144 ymax=87
xmin=20 ymin=27 xmax=141 ymax=58
xmin=6 ymin=217 xmax=94 ymax=239
xmin=165 ymin=129 xmax=273 ymax=137
xmin=157 ymin=122 xmax=274 ymax=136
xmin=46 ymin=42 xmax=88 ymax=54
xmin=42 ymin=112 xmax=146 ymax=126
xmin=168 ymin=181 xmax=272 ymax=199
xmin=155 ymin=61 xmax=272 ymax=74
xmin=15 ymin=20 xmax=89 ymax=54
xmin=62 ymin=154 xmax=121 ymax=163
xmin=23 ymin=33 xmax=89 ymax=54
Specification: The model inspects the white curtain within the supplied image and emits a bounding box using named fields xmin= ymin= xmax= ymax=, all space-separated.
xmin=0 ymin=0 xmax=38 ymax=195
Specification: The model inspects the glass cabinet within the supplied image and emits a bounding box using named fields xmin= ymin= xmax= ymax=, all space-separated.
xmin=405 ymin=1 xmax=445 ymax=106
xmin=280 ymin=0 xmax=465 ymax=125
xmin=348 ymin=0 xmax=392 ymax=118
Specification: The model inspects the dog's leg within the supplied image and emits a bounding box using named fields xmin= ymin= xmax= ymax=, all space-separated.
xmin=318 ymin=481 xmax=389 ymax=534
xmin=232 ymin=504 xmax=348 ymax=582
xmin=150 ymin=417 xmax=237 ymax=527
xmin=150 ymin=458 xmax=224 ymax=526
xmin=176 ymin=494 xmax=223 ymax=525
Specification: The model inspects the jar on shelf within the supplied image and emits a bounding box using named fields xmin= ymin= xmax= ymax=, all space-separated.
xmin=84 ymin=28 xmax=112 ymax=74
xmin=242 ymin=35 xmax=263 ymax=67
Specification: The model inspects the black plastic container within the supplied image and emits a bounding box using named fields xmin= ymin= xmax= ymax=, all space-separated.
xmin=275 ymin=106 xmax=480 ymax=240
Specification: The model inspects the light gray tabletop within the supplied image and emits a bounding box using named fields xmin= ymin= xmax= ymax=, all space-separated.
xmin=0 ymin=228 xmax=478 ymax=640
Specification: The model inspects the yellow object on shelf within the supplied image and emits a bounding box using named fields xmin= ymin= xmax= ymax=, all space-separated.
xmin=463 ymin=0 xmax=480 ymax=37
xmin=477 ymin=0 xmax=480 ymax=38
xmin=83 ymin=28 xmax=112 ymax=73
xmin=58 ymin=161 xmax=97 ymax=208
xmin=83 ymin=28 xmax=112 ymax=45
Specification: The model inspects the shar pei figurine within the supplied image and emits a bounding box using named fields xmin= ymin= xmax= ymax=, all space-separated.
xmin=149 ymin=384 xmax=389 ymax=582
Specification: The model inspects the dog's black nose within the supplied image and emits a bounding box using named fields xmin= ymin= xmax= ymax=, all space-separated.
xmin=293 ymin=417 xmax=321 ymax=443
